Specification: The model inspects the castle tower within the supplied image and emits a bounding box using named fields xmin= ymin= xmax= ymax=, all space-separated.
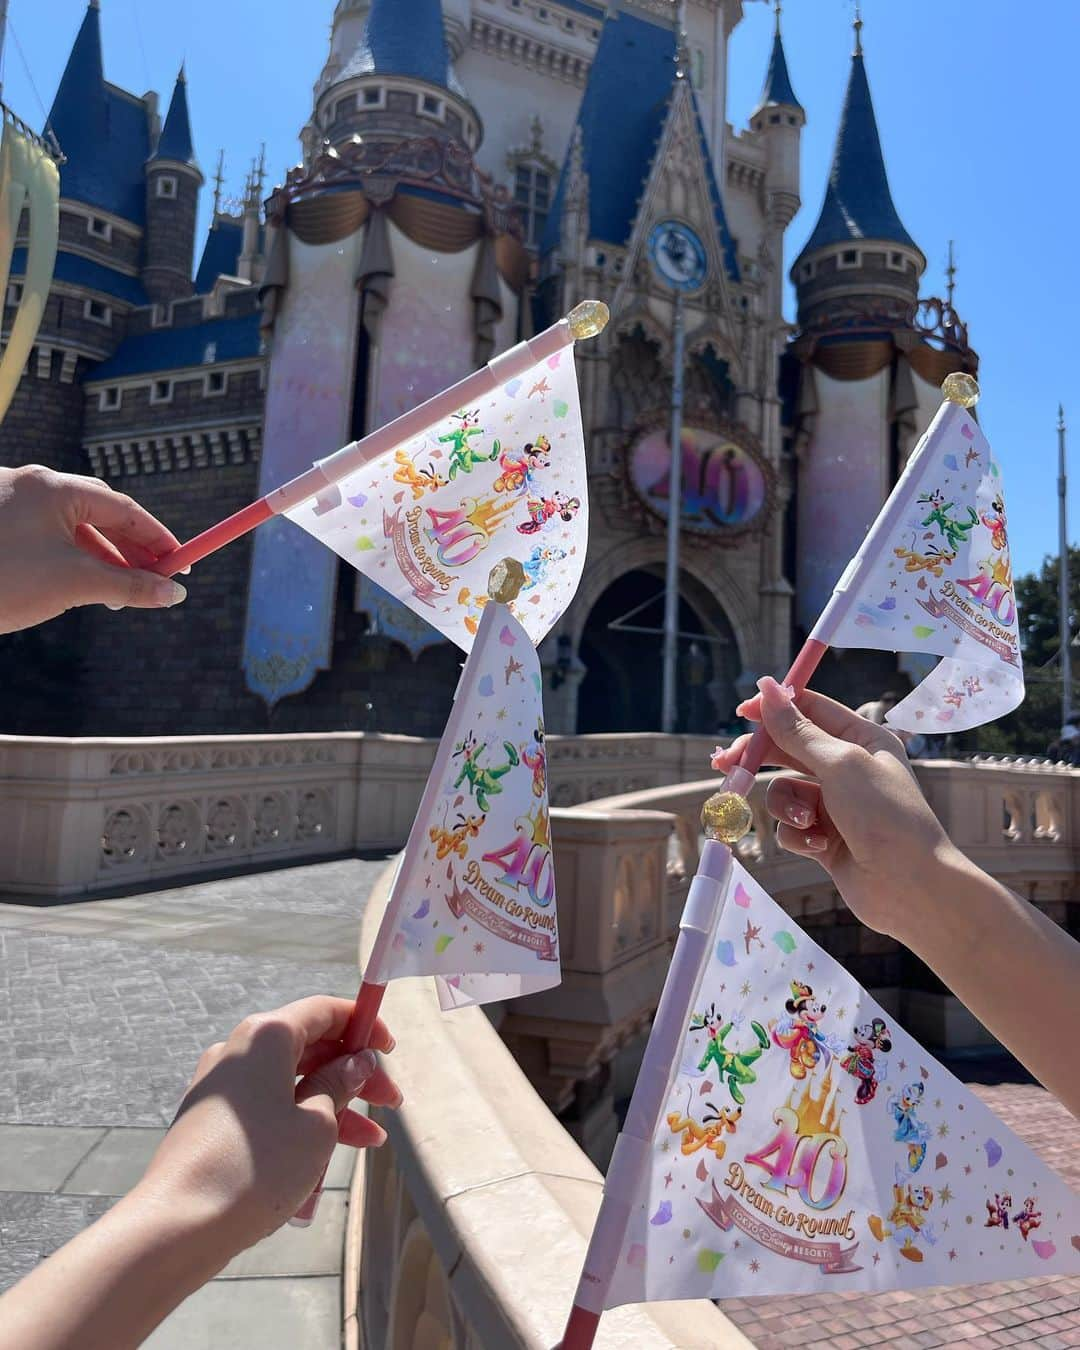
xmin=242 ymin=0 xmax=523 ymax=712
xmin=143 ymin=69 xmax=203 ymax=304
xmin=307 ymin=0 xmax=480 ymax=160
xmin=786 ymin=14 xmax=975 ymax=700
xmin=0 ymin=0 xmax=152 ymax=479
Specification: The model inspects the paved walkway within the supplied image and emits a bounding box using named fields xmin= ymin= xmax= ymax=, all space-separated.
xmin=0 ymin=859 xmax=386 ymax=1349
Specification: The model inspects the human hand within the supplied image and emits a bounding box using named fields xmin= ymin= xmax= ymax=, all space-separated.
xmin=0 ymin=464 xmax=187 ymax=633
xmin=711 ymin=677 xmax=957 ymax=940
xmin=136 ymin=997 xmax=401 ymax=1262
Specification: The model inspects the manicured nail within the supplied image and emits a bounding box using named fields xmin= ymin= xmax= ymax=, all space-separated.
xmin=384 ymin=1033 xmax=396 ymax=1053
xmin=106 ymin=603 xmax=125 ymax=612
xmin=157 ymin=580 xmax=187 ymax=608
xmin=787 ymin=805 xmax=813 ymax=828
xmin=804 ymin=833 xmax=829 ymax=853
xmin=343 ymin=1049 xmax=377 ymax=1092
xmin=758 ymin=676 xmax=793 ymax=704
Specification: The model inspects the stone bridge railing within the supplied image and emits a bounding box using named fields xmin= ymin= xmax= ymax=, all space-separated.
xmin=0 ymin=731 xmax=715 ymax=899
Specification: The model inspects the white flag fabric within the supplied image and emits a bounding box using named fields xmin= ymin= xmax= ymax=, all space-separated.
xmin=367 ymin=602 xmax=559 ymax=1010
xmin=283 ymin=347 xmax=587 ymax=651
xmin=606 ymin=860 xmax=1080 ymax=1306
xmin=819 ymin=403 xmax=1023 ymax=734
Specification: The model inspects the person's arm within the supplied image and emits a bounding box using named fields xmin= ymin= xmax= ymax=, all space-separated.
xmin=713 ymin=677 xmax=1080 ymax=1119
xmin=0 ymin=997 xmax=401 ymax=1350
xmin=0 ymin=464 xmax=186 ymax=633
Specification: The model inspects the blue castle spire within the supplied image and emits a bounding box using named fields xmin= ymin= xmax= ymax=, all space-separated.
xmin=348 ymin=0 xmax=465 ymax=97
xmin=153 ymin=68 xmax=197 ymax=168
xmin=798 ymin=17 xmax=917 ymax=258
xmin=47 ymin=0 xmax=107 ymax=161
xmin=543 ymin=8 xmax=738 ymax=278
xmin=756 ymin=3 xmax=802 ymax=113
xmin=45 ymin=0 xmax=151 ymax=225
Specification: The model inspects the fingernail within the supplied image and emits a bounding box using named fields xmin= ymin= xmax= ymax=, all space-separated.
xmin=180 ymin=566 xmax=192 ymax=576
xmin=157 ymin=580 xmax=187 ymax=608
xmin=389 ymin=1087 xmax=404 ymax=1109
xmin=384 ymin=1034 xmax=396 ymax=1053
xmin=804 ymin=833 xmax=829 ymax=853
xmin=735 ymin=700 xmax=753 ymax=716
xmin=787 ymin=805 xmax=813 ymax=828
xmin=106 ymin=603 xmax=125 ymax=612
xmin=758 ymin=676 xmax=793 ymax=704
xmin=343 ymin=1049 xmax=377 ymax=1091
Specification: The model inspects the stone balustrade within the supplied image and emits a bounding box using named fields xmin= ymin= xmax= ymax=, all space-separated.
xmin=0 ymin=731 xmax=715 ymax=899
xmin=352 ymin=861 xmax=751 ymax=1350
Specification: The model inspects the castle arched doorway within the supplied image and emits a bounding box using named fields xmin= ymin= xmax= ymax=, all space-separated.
xmin=576 ymin=567 xmax=740 ymax=734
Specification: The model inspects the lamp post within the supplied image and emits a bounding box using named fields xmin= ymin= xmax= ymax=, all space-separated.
xmin=647 ymin=218 xmax=708 ymax=733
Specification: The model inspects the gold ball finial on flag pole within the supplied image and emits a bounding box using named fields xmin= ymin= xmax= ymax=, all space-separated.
xmin=701 ymin=791 xmax=754 ymax=844
xmin=488 ymin=558 xmax=527 ymax=604
xmin=941 ymin=372 xmax=980 ymax=408
xmin=567 ymin=300 xmax=610 ymax=341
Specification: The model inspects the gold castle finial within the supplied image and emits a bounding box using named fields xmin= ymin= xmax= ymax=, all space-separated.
xmin=853 ymin=2 xmax=863 ymax=56
xmin=789 ymin=1063 xmax=844 ymax=1138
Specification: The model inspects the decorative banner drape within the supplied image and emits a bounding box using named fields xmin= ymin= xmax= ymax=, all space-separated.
xmin=0 ymin=114 xmax=59 ymax=424
xmin=261 ymin=186 xmax=523 ymax=365
xmin=242 ymin=233 xmax=362 ymax=705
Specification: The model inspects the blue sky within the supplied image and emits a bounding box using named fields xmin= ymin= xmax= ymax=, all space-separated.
xmin=6 ymin=0 xmax=1077 ymax=580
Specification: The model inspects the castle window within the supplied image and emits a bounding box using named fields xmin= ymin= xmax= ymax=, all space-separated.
xmin=204 ymin=370 xmax=227 ymax=397
xmin=150 ymin=378 xmax=174 ymax=405
xmin=363 ymin=87 xmax=382 ymax=106
xmin=6 ymin=280 xmax=22 ymax=307
xmin=537 ymin=5 xmax=549 ymax=20
xmin=87 ymin=215 xmax=112 ymax=242
xmin=564 ymin=16 xmax=575 ymax=30
xmin=155 ymin=175 xmax=178 ymax=200
xmin=333 ymin=94 xmax=357 ymax=122
xmin=99 ymin=386 xmax=121 ymax=411
xmin=420 ymin=94 xmax=443 ymax=119
xmin=840 ymin=249 xmax=859 ymax=267
xmin=514 ymin=160 xmax=552 ymax=249
xmin=150 ymin=303 xmax=171 ymax=328
xmin=84 ymin=298 xmax=112 ymax=326
xmin=769 ymin=113 xmax=781 ymax=125
xmin=787 ymin=115 xmax=797 ymax=125
xmin=888 ymin=251 xmax=905 ymax=270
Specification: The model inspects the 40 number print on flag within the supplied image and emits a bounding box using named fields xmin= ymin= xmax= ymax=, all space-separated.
xmin=605 ymin=862 xmax=1080 ymax=1305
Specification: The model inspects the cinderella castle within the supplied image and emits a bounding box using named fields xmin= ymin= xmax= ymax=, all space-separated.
xmin=0 ymin=0 xmax=975 ymax=737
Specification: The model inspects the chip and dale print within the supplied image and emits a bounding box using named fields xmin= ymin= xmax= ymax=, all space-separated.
xmin=678 ymin=975 xmax=1039 ymax=1265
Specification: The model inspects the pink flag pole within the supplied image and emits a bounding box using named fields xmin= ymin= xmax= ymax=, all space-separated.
xmin=560 ymin=839 xmax=734 ymax=1349
xmin=291 ymin=590 xmax=509 ymax=1226
xmin=720 ymin=381 xmax=977 ymax=793
xmin=149 ymin=302 xmax=609 ymax=578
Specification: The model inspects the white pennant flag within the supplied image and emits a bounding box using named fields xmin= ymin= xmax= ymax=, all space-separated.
xmin=816 ymin=400 xmax=1023 ymax=734
xmin=605 ymin=860 xmax=1080 ymax=1306
xmin=365 ymin=600 xmax=559 ymax=1010
xmin=283 ymin=346 xmax=587 ymax=651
